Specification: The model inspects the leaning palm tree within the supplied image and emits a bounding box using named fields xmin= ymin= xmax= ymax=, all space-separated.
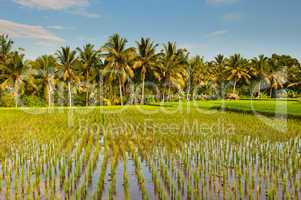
xmin=32 ymin=55 xmax=57 ymax=107
xmin=160 ymin=42 xmax=189 ymax=101
xmin=77 ymin=44 xmax=100 ymax=106
xmin=56 ymin=47 xmax=78 ymax=107
xmin=134 ymin=38 xmax=160 ymax=104
xmin=251 ymin=55 xmax=269 ymax=97
xmin=0 ymin=52 xmax=34 ymax=107
xmin=225 ymin=54 xmax=251 ymax=94
xmin=102 ymin=34 xmax=136 ymax=105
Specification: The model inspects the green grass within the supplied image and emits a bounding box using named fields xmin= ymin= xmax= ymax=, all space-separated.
xmin=163 ymin=99 xmax=301 ymax=118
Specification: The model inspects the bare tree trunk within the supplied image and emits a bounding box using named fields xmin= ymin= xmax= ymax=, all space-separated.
xmin=48 ymin=83 xmax=51 ymax=107
xmin=141 ymin=72 xmax=145 ymax=105
xmin=68 ymin=81 xmax=72 ymax=107
xmin=233 ymin=78 xmax=237 ymax=94
xmin=257 ymin=81 xmax=261 ymax=99
xmin=14 ymin=81 xmax=19 ymax=108
xmin=85 ymin=73 xmax=89 ymax=106
xmin=119 ymin=76 xmax=123 ymax=106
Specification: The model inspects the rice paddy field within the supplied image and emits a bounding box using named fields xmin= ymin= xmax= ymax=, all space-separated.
xmin=0 ymin=101 xmax=300 ymax=200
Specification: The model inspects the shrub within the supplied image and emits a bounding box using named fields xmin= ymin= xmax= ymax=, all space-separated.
xmin=22 ymin=96 xmax=46 ymax=107
xmin=0 ymin=93 xmax=15 ymax=107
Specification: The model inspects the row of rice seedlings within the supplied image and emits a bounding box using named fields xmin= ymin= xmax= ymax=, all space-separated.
xmin=108 ymin=142 xmax=119 ymax=200
xmin=129 ymin=141 xmax=149 ymax=200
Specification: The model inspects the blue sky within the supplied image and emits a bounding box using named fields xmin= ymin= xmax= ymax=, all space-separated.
xmin=0 ymin=0 xmax=300 ymax=60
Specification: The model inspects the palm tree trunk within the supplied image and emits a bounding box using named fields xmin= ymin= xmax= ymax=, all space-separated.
xmin=257 ymin=81 xmax=261 ymax=99
xmin=119 ymin=76 xmax=123 ymax=106
xmin=233 ymin=78 xmax=237 ymax=94
xmin=85 ymin=72 xmax=89 ymax=106
xmin=48 ymin=83 xmax=51 ymax=107
xmin=141 ymin=72 xmax=145 ymax=105
xmin=68 ymin=80 xmax=72 ymax=107
xmin=270 ymin=87 xmax=273 ymax=98
xmin=14 ymin=81 xmax=19 ymax=108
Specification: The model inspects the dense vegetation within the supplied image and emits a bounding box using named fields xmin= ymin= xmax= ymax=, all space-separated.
xmin=0 ymin=105 xmax=300 ymax=199
xmin=0 ymin=34 xmax=300 ymax=107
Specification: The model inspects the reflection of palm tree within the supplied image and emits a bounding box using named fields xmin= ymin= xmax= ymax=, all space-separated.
xmin=56 ymin=47 xmax=78 ymax=107
xmin=0 ymin=52 xmax=34 ymax=107
xmin=33 ymin=55 xmax=57 ymax=107
xmin=77 ymin=44 xmax=100 ymax=106
xmin=225 ymin=54 xmax=251 ymax=94
xmin=102 ymin=34 xmax=136 ymax=105
xmin=251 ymin=55 xmax=269 ymax=97
xmin=134 ymin=38 xmax=160 ymax=104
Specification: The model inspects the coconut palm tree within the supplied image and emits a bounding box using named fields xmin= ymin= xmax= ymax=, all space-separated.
xmin=102 ymin=34 xmax=136 ymax=105
xmin=160 ymin=42 xmax=189 ymax=101
xmin=251 ymin=55 xmax=269 ymax=97
xmin=225 ymin=54 xmax=251 ymax=94
xmin=32 ymin=55 xmax=57 ymax=107
xmin=77 ymin=44 xmax=100 ymax=106
xmin=0 ymin=52 xmax=35 ymax=107
xmin=134 ymin=38 xmax=160 ymax=104
xmin=188 ymin=56 xmax=206 ymax=99
xmin=56 ymin=47 xmax=78 ymax=107
xmin=267 ymin=57 xmax=287 ymax=97
xmin=0 ymin=34 xmax=13 ymax=63
xmin=211 ymin=54 xmax=227 ymax=97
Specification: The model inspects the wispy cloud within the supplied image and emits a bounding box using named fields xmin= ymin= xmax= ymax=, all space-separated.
xmin=223 ymin=13 xmax=241 ymax=21
xmin=46 ymin=25 xmax=74 ymax=30
xmin=68 ymin=8 xmax=101 ymax=18
xmin=206 ymin=0 xmax=240 ymax=4
xmin=0 ymin=19 xmax=64 ymax=44
xmin=13 ymin=0 xmax=100 ymax=18
xmin=14 ymin=0 xmax=89 ymax=10
xmin=205 ymin=30 xmax=228 ymax=38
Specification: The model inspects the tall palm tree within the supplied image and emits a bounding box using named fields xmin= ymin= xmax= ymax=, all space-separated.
xmin=32 ymin=55 xmax=57 ymax=107
xmin=134 ymin=38 xmax=160 ymax=104
xmin=251 ymin=55 xmax=269 ymax=97
xmin=102 ymin=34 xmax=136 ymax=105
xmin=77 ymin=44 xmax=100 ymax=106
xmin=188 ymin=56 xmax=206 ymax=99
xmin=160 ymin=42 xmax=188 ymax=101
xmin=0 ymin=52 xmax=34 ymax=107
xmin=267 ymin=57 xmax=286 ymax=97
xmin=0 ymin=34 xmax=13 ymax=63
xmin=212 ymin=54 xmax=227 ymax=97
xmin=225 ymin=54 xmax=251 ymax=94
xmin=56 ymin=47 xmax=78 ymax=107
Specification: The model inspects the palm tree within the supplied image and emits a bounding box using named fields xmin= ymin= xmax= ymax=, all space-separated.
xmin=267 ymin=57 xmax=286 ymax=98
xmin=0 ymin=52 xmax=34 ymax=107
xmin=188 ymin=56 xmax=206 ymax=99
xmin=160 ymin=42 xmax=189 ymax=101
xmin=102 ymin=34 xmax=136 ymax=105
xmin=77 ymin=44 xmax=100 ymax=106
xmin=32 ymin=55 xmax=57 ymax=107
xmin=251 ymin=55 xmax=269 ymax=97
xmin=56 ymin=47 xmax=78 ymax=107
xmin=134 ymin=38 xmax=160 ymax=104
xmin=213 ymin=54 xmax=227 ymax=97
xmin=225 ymin=54 xmax=251 ymax=94
xmin=0 ymin=34 xmax=13 ymax=63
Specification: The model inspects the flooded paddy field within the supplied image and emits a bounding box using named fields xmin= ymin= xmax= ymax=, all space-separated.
xmin=0 ymin=106 xmax=300 ymax=199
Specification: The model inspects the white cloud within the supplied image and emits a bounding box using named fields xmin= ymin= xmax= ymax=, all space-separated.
xmin=46 ymin=25 xmax=75 ymax=30
xmin=0 ymin=19 xmax=64 ymax=44
xmin=223 ymin=13 xmax=241 ymax=21
xmin=14 ymin=0 xmax=89 ymax=10
xmin=68 ymin=8 xmax=101 ymax=18
xmin=205 ymin=30 xmax=228 ymax=38
xmin=206 ymin=0 xmax=239 ymax=4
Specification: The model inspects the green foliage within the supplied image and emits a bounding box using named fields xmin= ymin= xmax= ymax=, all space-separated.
xmin=0 ymin=92 xmax=14 ymax=107
xmin=22 ymin=95 xmax=46 ymax=107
